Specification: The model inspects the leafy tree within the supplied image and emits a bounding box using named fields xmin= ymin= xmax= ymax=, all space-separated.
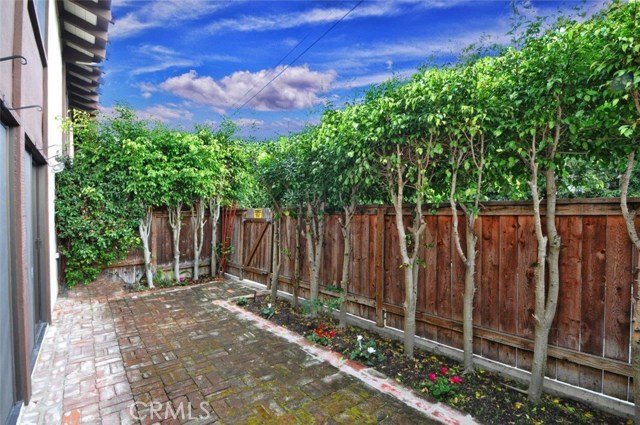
xmin=362 ymin=77 xmax=446 ymax=358
xmin=583 ymin=1 xmax=640 ymax=418
xmin=500 ymin=16 xmax=594 ymax=402
xmin=254 ymin=137 xmax=299 ymax=300
xmin=318 ymin=104 xmax=383 ymax=328
xmin=153 ymin=130 xmax=203 ymax=282
xmin=123 ymin=125 xmax=172 ymax=289
xmin=57 ymin=107 xmax=151 ymax=286
xmin=445 ymin=57 xmax=505 ymax=373
xmin=294 ymin=128 xmax=332 ymax=307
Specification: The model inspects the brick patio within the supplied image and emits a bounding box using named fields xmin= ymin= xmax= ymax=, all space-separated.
xmin=19 ymin=278 xmax=471 ymax=424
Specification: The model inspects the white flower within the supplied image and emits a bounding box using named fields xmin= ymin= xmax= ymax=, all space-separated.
xmin=367 ymin=347 xmax=376 ymax=354
xmin=267 ymin=303 xmax=272 ymax=309
xmin=357 ymin=335 xmax=363 ymax=341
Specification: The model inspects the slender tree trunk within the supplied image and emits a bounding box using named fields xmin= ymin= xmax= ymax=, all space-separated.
xmin=168 ymin=201 xmax=183 ymax=282
xmin=529 ymin=166 xmax=561 ymax=402
xmin=191 ymin=200 xmax=206 ymax=281
xmin=528 ymin=112 xmax=563 ymax=402
xmin=139 ymin=207 xmax=154 ymax=288
xmin=292 ymin=207 xmax=303 ymax=309
xmin=451 ymin=199 xmax=478 ymax=373
xmin=387 ymin=144 xmax=426 ymax=359
xmin=305 ymin=200 xmax=325 ymax=303
xmin=209 ymin=197 xmax=221 ymax=277
xmin=339 ymin=201 xmax=356 ymax=329
xmin=620 ymin=151 xmax=640 ymax=424
xmin=450 ymin=159 xmax=479 ymax=374
xmin=270 ymin=214 xmax=282 ymax=300
xmin=462 ymin=219 xmax=477 ymax=372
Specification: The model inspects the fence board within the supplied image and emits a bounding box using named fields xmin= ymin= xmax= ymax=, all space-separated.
xmin=480 ymin=215 xmax=500 ymax=360
xmin=499 ymin=216 xmax=518 ymax=367
xmin=436 ymin=216 xmax=452 ymax=345
xmin=383 ymin=215 xmax=403 ymax=306
xmin=450 ymin=215 xmax=466 ymax=349
xmin=580 ymin=216 xmax=607 ymax=392
xmin=555 ymin=216 xmax=583 ymax=386
xmin=420 ymin=215 xmax=438 ymax=341
xmin=604 ymin=215 xmax=632 ymax=362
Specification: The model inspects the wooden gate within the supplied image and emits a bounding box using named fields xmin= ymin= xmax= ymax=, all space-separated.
xmin=226 ymin=209 xmax=273 ymax=284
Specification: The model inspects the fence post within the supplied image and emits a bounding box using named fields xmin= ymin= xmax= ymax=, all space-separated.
xmin=375 ymin=207 xmax=385 ymax=327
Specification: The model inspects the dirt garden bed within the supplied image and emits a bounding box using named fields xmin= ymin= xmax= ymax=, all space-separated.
xmin=239 ymin=295 xmax=628 ymax=425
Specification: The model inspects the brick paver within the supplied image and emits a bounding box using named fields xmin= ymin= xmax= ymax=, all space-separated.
xmin=20 ymin=278 xmax=451 ymax=424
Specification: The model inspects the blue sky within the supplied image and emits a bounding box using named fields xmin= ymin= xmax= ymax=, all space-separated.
xmin=101 ymin=0 xmax=607 ymax=140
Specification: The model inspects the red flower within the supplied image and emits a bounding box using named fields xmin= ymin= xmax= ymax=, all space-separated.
xmin=440 ymin=366 xmax=448 ymax=374
xmin=449 ymin=376 xmax=463 ymax=384
xmin=318 ymin=324 xmax=324 ymax=330
xmin=329 ymin=331 xmax=337 ymax=338
xmin=428 ymin=373 xmax=437 ymax=381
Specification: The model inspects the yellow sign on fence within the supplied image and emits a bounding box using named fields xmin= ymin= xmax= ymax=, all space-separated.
xmin=253 ymin=208 xmax=263 ymax=219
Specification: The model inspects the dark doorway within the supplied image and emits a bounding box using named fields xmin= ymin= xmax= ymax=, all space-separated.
xmin=23 ymin=149 xmax=46 ymax=369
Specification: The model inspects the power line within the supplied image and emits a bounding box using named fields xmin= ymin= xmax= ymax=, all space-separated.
xmin=229 ymin=29 xmax=314 ymax=112
xmin=229 ymin=0 xmax=364 ymax=118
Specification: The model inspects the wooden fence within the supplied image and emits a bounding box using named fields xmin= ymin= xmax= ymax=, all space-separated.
xmin=224 ymin=199 xmax=640 ymax=404
xmin=107 ymin=209 xmax=216 ymax=278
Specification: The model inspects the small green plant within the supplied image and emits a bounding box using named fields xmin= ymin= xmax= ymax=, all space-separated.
xmin=215 ymin=242 xmax=235 ymax=257
xmin=301 ymin=299 xmax=325 ymax=316
xmin=324 ymin=284 xmax=344 ymax=294
xmin=349 ymin=335 xmax=385 ymax=366
xmin=417 ymin=366 xmax=463 ymax=400
xmin=260 ymin=303 xmax=275 ymax=319
xmin=154 ymin=269 xmax=173 ymax=288
xmin=306 ymin=324 xmax=337 ymax=346
xmin=301 ymin=296 xmax=343 ymax=319
xmin=235 ymin=297 xmax=248 ymax=306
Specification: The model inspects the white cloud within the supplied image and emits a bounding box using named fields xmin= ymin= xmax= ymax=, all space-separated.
xmin=234 ymin=118 xmax=265 ymax=127
xmin=136 ymin=105 xmax=194 ymax=123
xmin=128 ymin=44 xmax=241 ymax=78
xmin=324 ymin=30 xmax=510 ymax=72
xmin=157 ymin=65 xmax=336 ymax=112
xmin=202 ymin=0 xmax=475 ymax=34
xmin=130 ymin=59 xmax=199 ymax=77
xmin=111 ymin=0 xmax=232 ymax=38
xmin=204 ymin=3 xmax=394 ymax=34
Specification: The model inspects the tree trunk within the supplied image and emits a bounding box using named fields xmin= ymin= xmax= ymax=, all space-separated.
xmin=403 ymin=255 xmax=420 ymax=358
xmin=450 ymin=163 xmax=479 ymax=374
xmin=139 ymin=207 xmax=154 ymax=288
xmin=527 ymin=163 xmax=552 ymax=403
xmin=292 ymin=208 xmax=303 ymax=309
xmin=305 ymin=200 xmax=325 ymax=303
xmin=191 ymin=200 xmax=206 ymax=281
xmin=619 ymin=151 xmax=640 ymax=424
xmin=168 ymin=201 xmax=183 ymax=282
xmin=387 ymin=144 xmax=426 ymax=359
xmin=270 ymin=215 xmax=281 ymax=301
xmin=339 ymin=202 xmax=355 ymax=329
xmin=390 ymin=186 xmax=423 ymax=358
xmin=461 ymin=222 xmax=477 ymax=373
xmin=209 ymin=197 xmax=221 ymax=277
